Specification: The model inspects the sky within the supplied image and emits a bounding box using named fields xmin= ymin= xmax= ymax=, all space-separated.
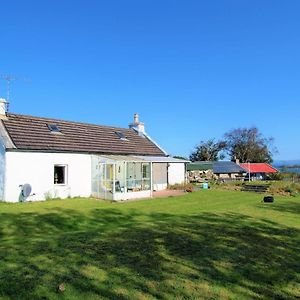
xmin=0 ymin=0 xmax=299 ymax=160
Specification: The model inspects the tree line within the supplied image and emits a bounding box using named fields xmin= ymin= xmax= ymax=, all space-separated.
xmin=189 ymin=127 xmax=277 ymax=163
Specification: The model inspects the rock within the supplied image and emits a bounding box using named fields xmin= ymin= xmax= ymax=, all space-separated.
xmin=57 ymin=283 xmax=65 ymax=293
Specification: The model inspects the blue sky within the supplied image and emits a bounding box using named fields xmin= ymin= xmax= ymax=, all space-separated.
xmin=0 ymin=1 xmax=299 ymax=160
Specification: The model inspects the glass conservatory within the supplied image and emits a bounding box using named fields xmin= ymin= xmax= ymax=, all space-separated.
xmin=91 ymin=155 xmax=152 ymax=200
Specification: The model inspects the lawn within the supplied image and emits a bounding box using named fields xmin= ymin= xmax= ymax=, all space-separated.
xmin=0 ymin=190 xmax=299 ymax=299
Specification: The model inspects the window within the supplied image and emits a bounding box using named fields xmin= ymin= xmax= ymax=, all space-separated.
xmin=142 ymin=163 xmax=150 ymax=179
xmin=126 ymin=162 xmax=151 ymax=192
xmin=54 ymin=165 xmax=67 ymax=184
xmin=115 ymin=131 xmax=128 ymax=141
xmin=48 ymin=124 xmax=61 ymax=133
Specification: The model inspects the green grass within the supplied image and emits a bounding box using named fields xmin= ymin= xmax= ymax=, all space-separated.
xmin=0 ymin=190 xmax=299 ymax=299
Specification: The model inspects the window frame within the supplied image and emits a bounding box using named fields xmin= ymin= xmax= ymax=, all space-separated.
xmin=54 ymin=164 xmax=68 ymax=185
xmin=114 ymin=131 xmax=128 ymax=141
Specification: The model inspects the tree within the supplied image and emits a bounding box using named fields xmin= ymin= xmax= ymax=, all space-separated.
xmin=189 ymin=139 xmax=226 ymax=162
xmin=224 ymin=127 xmax=277 ymax=163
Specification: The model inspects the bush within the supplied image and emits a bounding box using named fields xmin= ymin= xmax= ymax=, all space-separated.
xmin=44 ymin=190 xmax=60 ymax=200
xmin=268 ymin=182 xmax=300 ymax=196
xmin=44 ymin=191 xmax=53 ymax=201
xmin=266 ymin=173 xmax=284 ymax=181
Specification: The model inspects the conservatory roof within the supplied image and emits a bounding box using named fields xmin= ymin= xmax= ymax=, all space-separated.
xmin=133 ymin=156 xmax=189 ymax=163
xmin=94 ymin=155 xmax=189 ymax=163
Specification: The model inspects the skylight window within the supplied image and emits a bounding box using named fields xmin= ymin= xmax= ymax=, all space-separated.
xmin=115 ymin=131 xmax=128 ymax=141
xmin=47 ymin=124 xmax=61 ymax=133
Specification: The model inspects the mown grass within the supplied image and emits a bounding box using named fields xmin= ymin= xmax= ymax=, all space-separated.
xmin=0 ymin=190 xmax=299 ymax=299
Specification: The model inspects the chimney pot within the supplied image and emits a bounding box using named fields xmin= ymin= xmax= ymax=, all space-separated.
xmin=0 ymin=98 xmax=8 ymax=116
xmin=129 ymin=113 xmax=145 ymax=136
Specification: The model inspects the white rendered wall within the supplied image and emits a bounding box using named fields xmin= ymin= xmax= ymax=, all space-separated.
xmin=113 ymin=190 xmax=151 ymax=201
xmin=5 ymin=152 xmax=91 ymax=202
xmin=152 ymin=163 xmax=168 ymax=191
xmin=0 ymin=139 xmax=5 ymax=200
xmin=168 ymin=163 xmax=186 ymax=185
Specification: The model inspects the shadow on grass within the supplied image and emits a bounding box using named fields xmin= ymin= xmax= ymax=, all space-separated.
xmin=0 ymin=207 xmax=299 ymax=299
xmin=257 ymin=199 xmax=300 ymax=215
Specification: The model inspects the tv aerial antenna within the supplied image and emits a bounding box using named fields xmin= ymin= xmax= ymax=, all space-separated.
xmin=0 ymin=74 xmax=30 ymax=111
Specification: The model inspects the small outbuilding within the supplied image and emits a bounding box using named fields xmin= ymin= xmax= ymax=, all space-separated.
xmin=187 ymin=161 xmax=214 ymax=182
xmin=239 ymin=163 xmax=278 ymax=180
xmin=213 ymin=161 xmax=247 ymax=180
xmin=187 ymin=161 xmax=246 ymax=182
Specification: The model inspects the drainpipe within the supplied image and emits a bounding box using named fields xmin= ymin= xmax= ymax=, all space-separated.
xmin=124 ymin=162 xmax=127 ymax=195
xmin=150 ymin=162 xmax=153 ymax=198
xmin=167 ymin=163 xmax=169 ymax=188
xmin=113 ymin=164 xmax=116 ymax=200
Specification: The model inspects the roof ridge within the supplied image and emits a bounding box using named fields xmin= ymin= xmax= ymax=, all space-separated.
xmin=241 ymin=162 xmax=275 ymax=166
xmin=7 ymin=112 xmax=133 ymax=132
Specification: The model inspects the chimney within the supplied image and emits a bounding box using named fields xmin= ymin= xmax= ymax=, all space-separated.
xmin=0 ymin=98 xmax=8 ymax=118
xmin=134 ymin=113 xmax=139 ymax=124
xmin=129 ymin=113 xmax=145 ymax=136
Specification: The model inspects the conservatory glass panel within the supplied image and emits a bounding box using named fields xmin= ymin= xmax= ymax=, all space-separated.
xmin=142 ymin=163 xmax=151 ymax=191
xmin=114 ymin=161 xmax=126 ymax=193
xmin=126 ymin=162 xmax=151 ymax=192
xmin=104 ymin=164 xmax=114 ymax=192
xmin=97 ymin=163 xmax=107 ymax=199
xmin=91 ymin=158 xmax=110 ymax=199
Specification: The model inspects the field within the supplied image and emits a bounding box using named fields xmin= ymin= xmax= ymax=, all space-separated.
xmin=0 ymin=190 xmax=299 ymax=299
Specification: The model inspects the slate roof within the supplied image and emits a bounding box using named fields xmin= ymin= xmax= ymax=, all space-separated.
xmin=213 ymin=161 xmax=247 ymax=174
xmin=1 ymin=113 xmax=166 ymax=156
xmin=187 ymin=161 xmax=246 ymax=173
xmin=240 ymin=163 xmax=277 ymax=173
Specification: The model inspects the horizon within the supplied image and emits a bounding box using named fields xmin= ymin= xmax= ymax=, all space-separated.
xmin=1 ymin=1 xmax=299 ymax=160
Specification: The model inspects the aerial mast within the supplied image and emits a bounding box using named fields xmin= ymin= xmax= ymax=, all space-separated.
xmin=1 ymin=74 xmax=29 ymax=112
xmin=1 ymin=75 xmax=18 ymax=102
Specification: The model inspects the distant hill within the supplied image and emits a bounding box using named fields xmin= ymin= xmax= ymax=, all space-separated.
xmin=273 ymin=160 xmax=300 ymax=167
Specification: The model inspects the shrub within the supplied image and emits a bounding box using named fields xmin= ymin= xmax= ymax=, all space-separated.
xmin=266 ymin=173 xmax=284 ymax=181
xmin=44 ymin=191 xmax=53 ymax=201
xmin=268 ymin=181 xmax=300 ymax=196
xmin=44 ymin=190 xmax=60 ymax=200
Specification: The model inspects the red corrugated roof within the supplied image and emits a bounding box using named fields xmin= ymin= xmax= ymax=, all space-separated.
xmin=240 ymin=163 xmax=277 ymax=173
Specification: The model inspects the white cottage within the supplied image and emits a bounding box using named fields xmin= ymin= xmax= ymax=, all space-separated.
xmin=0 ymin=100 xmax=187 ymax=202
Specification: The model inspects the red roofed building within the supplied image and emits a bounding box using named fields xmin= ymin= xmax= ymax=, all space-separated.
xmin=240 ymin=163 xmax=278 ymax=180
